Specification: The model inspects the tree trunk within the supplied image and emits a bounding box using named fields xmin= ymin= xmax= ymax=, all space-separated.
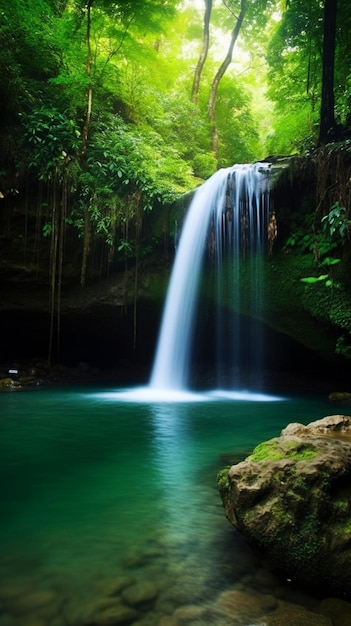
xmin=191 ymin=0 xmax=212 ymax=104
xmin=48 ymin=174 xmax=59 ymax=368
xmin=133 ymin=192 xmax=142 ymax=355
xmin=80 ymin=206 xmax=91 ymax=286
xmin=81 ymin=0 xmax=94 ymax=286
xmin=319 ymin=0 xmax=337 ymax=144
xmin=56 ymin=173 xmax=68 ymax=357
xmin=208 ymin=0 xmax=246 ymax=155
xmin=81 ymin=0 xmax=94 ymax=157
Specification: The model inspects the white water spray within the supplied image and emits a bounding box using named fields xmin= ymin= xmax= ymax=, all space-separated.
xmin=150 ymin=163 xmax=272 ymax=392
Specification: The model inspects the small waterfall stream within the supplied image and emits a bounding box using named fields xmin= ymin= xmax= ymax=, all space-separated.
xmin=150 ymin=163 xmax=272 ymax=392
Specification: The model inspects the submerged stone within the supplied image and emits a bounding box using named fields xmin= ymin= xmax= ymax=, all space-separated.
xmin=319 ymin=597 xmax=351 ymax=626
xmin=4 ymin=590 xmax=57 ymax=614
xmin=217 ymin=415 xmax=351 ymax=598
xmin=262 ymin=605 xmax=332 ymax=626
xmin=213 ymin=588 xmax=276 ymax=620
xmin=94 ymin=605 xmax=139 ymax=625
xmin=122 ymin=581 xmax=158 ymax=607
xmin=173 ymin=604 xmax=207 ymax=621
xmin=157 ymin=617 xmax=181 ymax=626
xmin=102 ymin=576 xmax=136 ymax=597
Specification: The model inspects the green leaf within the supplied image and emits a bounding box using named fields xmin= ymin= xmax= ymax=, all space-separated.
xmin=300 ymin=275 xmax=328 ymax=283
xmin=320 ymin=257 xmax=341 ymax=266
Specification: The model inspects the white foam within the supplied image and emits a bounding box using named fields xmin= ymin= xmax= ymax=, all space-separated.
xmin=207 ymin=389 xmax=284 ymax=402
xmin=88 ymin=386 xmax=284 ymax=404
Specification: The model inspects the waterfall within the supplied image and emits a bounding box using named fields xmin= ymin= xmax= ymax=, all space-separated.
xmin=150 ymin=163 xmax=272 ymax=392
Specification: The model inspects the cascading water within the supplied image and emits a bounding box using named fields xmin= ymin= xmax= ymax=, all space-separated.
xmin=150 ymin=162 xmax=272 ymax=392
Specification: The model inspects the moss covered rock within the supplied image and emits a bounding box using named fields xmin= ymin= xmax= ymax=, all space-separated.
xmin=218 ymin=415 xmax=351 ymax=597
xmin=329 ymin=391 xmax=351 ymax=405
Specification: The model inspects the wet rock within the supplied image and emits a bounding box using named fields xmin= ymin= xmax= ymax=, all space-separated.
xmin=213 ymin=589 xmax=276 ymax=621
xmin=154 ymin=595 xmax=176 ymax=616
xmin=94 ymin=605 xmax=139 ymax=625
xmin=141 ymin=545 xmax=165 ymax=559
xmin=92 ymin=597 xmax=127 ymax=615
xmin=123 ymin=550 xmax=146 ymax=568
xmin=252 ymin=568 xmax=280 ymax=590
xmin=319 ymin=597 xmax=351 ymax=625
xmin=329 ymin=391 xmax=351 ymax=405
xmin=101 ymin=576 xmax=136 ymax=597
xmin=19 ymin=618 xmax=48 ymax=626
xmin=274 ymin=583 xmax=318 ymax=609
xmin=0 ymin=583 xmax=35 ymax=601
xmin=122 ymin=581 xmax=158 ymax=607
xmin=157 ymin=583 xmax=202 ymax=608
xmin=0 ymin=615 xmax=18 ymax=626
xmin=157 ymin=617 xmax=180 ymax=626
xmin=0 ymin=377 xmax=21 ymax=390
xmin=262 ymin=605 xmax=332 ymax=625
xmin=3 ymin=590 xmax=57 ymax=615
xmin=218 ymin=415 xmax=351 ymax=597
xmin=50 ymin=619 xmax=68 ymax=626
xmin=131 ymin=612 xmax=160 ymax=626
xmin=173 ymin=604 xmax=207 ymax=621
xmin=63 ymin=597 xmax=115 ymax=626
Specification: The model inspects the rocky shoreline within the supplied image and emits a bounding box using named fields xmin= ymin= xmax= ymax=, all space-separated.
xmin=2 ymin=526 xmax=351 ymax=626
xmin=0 ymin=359 xmax=150 ymax=392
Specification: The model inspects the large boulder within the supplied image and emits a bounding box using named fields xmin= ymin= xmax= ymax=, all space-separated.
xmin=217 ymin=415 xmax=351 ymax=597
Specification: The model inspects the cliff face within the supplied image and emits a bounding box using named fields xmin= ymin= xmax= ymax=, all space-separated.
xmin=0 ymin=256 xmax=167 ymax=377
xmin=1 ymin=152 xmax=351 ymax=386
xmin=0 ymin=246 xmax=346 ymax=388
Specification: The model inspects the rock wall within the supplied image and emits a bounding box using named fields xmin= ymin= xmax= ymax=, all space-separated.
xmin=2 ymin=152 xmax=351 ymax=384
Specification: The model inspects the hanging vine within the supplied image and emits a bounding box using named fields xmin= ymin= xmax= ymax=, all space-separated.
xmin=133 ymin=190 xmax=142 ymax=355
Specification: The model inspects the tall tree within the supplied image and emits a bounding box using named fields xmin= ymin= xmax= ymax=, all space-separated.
xmin=81 ymin=0 xmax=94 ymax=159
xmin=191 ymin=0 xmax=212 ymax=104
xmin=266 ymin=0 xmax=351 ymax=153
xmin=208 ymin=0 xmax=246 ymax=155
xmin=80 ymin=0 xmax=94 ymax=287
xmin=319 ymin=0 xmax=337 ymax=143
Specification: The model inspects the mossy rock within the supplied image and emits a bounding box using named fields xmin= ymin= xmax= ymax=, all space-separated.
xmin=329 ymin=391 xmax=351 ymax=405
xmin=217 ymin=415 xmax=351 ymax=598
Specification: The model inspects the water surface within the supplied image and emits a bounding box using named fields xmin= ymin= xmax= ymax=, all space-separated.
xmin=0 ymin=387 xmax=338 ymax=624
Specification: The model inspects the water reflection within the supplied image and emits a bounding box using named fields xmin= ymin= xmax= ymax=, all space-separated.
xmin=0 ymin=388 xmax=341 ymax=626
xmin=148 ymin=402 xmax=194 ymax=505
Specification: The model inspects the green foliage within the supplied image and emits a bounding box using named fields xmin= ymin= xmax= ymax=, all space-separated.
xmin=265 ymin=104 xmax=319 ymax=155
xmin=42 ymin=223 xmax=53 ymax=237
xmin=266 ymin=0 xmax=351 ymax=152
xmin=20 ymin=106 xmax=80 ymax=178
xmin=321 ymin=202 xmax=351 ymax=241
xmin=2 ymin=0 xmax=351 ymax=284
xmin=87 ymin=114 xmax=196 ymax=205
xmin=335 ymin=335 xmax=351 ymax=358
xmin=283 ymin=211 xmax=338 ymax=259
xmin=215 ymin=75 xmax=261 ymax=166
xmin=291 ymin=203 xmax=350 ymax=290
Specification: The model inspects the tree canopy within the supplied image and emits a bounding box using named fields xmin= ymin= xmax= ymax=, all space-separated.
xmin=2 ymin=0 xmax=349 ymax=198
xmin=1 ymin=0 xmax=350 ymax=296
xmin=1 ymin=0 xmax=351 ymax=363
